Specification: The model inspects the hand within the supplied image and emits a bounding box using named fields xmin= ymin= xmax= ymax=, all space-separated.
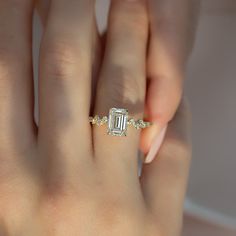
xmin=36 ymin=0 xmax=199 ymax=164
xmin=140 ymin=0 xmax=200 ymax=163
xmin=0 ymin=0 xmax=191 ymax=235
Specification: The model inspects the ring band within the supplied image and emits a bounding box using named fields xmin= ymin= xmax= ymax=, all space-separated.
xmin=89 ymin=108 xmax=152 ymax=137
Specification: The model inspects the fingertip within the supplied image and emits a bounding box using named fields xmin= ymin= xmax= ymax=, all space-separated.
xmin=144 ymin=125 xmax=167 ymax=163
xmin=139 ymin=122 xmax=164 ymax=155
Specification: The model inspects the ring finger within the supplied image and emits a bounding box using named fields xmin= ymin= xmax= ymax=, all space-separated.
xmin=93 ymin=0 xmax=149 ymax=178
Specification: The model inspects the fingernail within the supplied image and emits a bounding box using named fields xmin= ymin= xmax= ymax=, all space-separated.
xmin=145 ymin=125 xmax=167 ymax=163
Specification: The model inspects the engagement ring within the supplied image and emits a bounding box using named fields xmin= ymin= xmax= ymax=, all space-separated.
xmin=89 ymin=108 xmax=152 ymax=137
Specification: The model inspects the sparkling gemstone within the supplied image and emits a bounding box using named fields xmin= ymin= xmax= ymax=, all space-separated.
xmin=107 ymin=108 xmax=128 ymax=136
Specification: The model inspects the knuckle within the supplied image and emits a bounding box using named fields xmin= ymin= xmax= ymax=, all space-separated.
xmin=40 ymin=183 xmax=87 ymax=216
xmin=42 ymin=40 xmax=80 ymax=80
xmin=101 ymin=67 xmax=145 ymax=107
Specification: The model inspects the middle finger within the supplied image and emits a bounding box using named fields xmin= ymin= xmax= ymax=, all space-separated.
xmin=38 ymin=0 xmax=96 ymax=178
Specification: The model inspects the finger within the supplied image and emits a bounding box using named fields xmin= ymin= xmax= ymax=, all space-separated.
xmin=141 ymin=100 xmax=191 ymax=235
xmin=36 ymin=0 xmax=102 ymax=113
xmin=38 ymin=0 xmax=96 ymax=174
xmin=94 ymin=0 xmax=148 ymax=176
xmin=140 ymin=0 xmax=200 ymax=156
xmin=0 ymin=1 xmax=35 ymax=153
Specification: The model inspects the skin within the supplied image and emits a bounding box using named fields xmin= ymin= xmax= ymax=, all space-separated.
xmin=141 ymin=0 xmax=200 ymax=154
xmin=36 ymin=0 xmax=200 ymax=157
xmin=0 ymin=0 xmax=194 ymax=235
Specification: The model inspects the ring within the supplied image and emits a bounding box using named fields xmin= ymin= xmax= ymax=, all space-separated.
xmin=89 ymin=108 xmax=152 ymax=137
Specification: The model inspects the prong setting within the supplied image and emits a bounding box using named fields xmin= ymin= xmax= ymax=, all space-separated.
xmin=108 ymin=108 xmax=128 ymax=137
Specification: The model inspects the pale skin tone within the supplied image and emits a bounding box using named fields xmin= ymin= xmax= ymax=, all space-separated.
xmin=0 ymin=0 xmax=197 ymax=235
xmin=37 ymin=0 xmax=200 ymax=155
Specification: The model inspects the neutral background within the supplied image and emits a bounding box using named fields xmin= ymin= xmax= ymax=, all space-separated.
xmin=34 ymin=0 xmax=236 ymax=235
xmin=183 ymin=0 xmax=236 ymax=234
xmin=185 ymin=0 xmax=236 ymax=228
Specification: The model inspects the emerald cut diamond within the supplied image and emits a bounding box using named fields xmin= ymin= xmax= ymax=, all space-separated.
xmin=107 ymin=108 xmax=128 ymax=136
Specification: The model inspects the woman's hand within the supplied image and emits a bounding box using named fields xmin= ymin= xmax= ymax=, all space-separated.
xmin=0 ymin=0 xmax=191 ymax=235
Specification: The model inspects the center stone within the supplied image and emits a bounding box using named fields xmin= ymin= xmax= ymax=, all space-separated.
xmin=107 ymin=108 xmax=128 ymax=136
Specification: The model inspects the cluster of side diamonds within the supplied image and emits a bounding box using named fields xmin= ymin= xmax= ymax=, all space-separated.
xmin=127 ymin=118 xmax=152 ymax=130
xmin=89 ymin=115 xmax=108 ymax=126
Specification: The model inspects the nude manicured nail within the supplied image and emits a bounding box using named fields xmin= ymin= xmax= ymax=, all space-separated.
xmin=145 ymin=126 xmax=167 ymax=163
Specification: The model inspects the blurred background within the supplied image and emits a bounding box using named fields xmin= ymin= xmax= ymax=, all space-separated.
xmin=34 ymin=0 xmax=236 ymax=235
xmin=184 ymin=0 xmax=236 ymax=235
